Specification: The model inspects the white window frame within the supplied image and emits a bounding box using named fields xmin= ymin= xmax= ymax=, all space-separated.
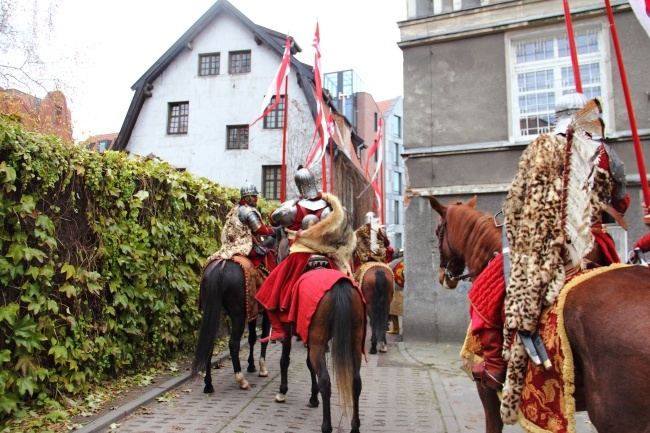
xmin=506 ymin=20 xmax=612 ymax=143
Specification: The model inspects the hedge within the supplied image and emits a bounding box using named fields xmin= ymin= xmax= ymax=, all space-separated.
xmin=0 ymin=115 xmax=275 ymax=423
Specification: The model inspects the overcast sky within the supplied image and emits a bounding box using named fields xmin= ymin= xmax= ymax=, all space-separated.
xmin=44 ymin=0 xmax=405 ymax=141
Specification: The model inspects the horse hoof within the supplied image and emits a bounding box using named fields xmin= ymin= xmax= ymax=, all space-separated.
xmin=307 ymin=399 xmax=319 ymax=408
xmin=235 ymin=372 xmax=251 ymax=390
xmin=258 ymin=368 xmax=269 ymax=377
xmin=379 ymin=343 xmax=388 ymax=353
xmin=247 ymin=366 xmax=257 ymax=373
xmin=275 ymin=393 xmax=286 ymax=403
xmin=203 ymin=385 xmax=214 ymax=394
xmin=370 ymin=347 xmax=378 ymax=354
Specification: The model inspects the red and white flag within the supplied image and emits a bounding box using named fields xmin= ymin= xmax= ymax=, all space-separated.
xmin=305 ymin=22 xmax=330 ymax=169
xmin=250 ymin=36 xmax=292 ymax=126
xmin=365 ymin=116 xmax=384 ymax=182
xmin=629 ymin=0 xmax=650 ymax=38
xmin=372 ymin=176 xmax=383 ymax=223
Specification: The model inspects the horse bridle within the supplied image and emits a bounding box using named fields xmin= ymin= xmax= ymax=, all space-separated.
xmin=437 ymin=207 xmax=503 ymax=282
xmin=436 ymin=210 xmax=472 ymax=282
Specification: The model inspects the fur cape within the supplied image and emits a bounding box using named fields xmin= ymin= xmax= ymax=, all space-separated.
xmin=287 ymin=193 xmax=356 ymax=275
xmin=209 ymin=204 xmax=252 ymax=261
xmin=354 ymin=223 xmax=388 ymax=263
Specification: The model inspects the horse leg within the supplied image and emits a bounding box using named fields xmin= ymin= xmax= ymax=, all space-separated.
xmin=246 ymin=319 xmax=257 ymax=373
xmin=258 ymin=311 xmax=270 ymax=377
xmin=204 ymin=362 xmax=214 ymax=394
xmin=229 ymin=315 xmax=250 ymax=389
xmin=306 ymin=345 xmax=320 ymax=408
xmin=275 ymin=326 xmax=292 ymax=402
xmin=369 ymin=313 xmax=378 ymax=355
xmin=309 ymin=346 xmax=332 ymax=433
xmin=476 ymin=382 xmax=503 ymax=433
xmin=351 ymin=356 xmax=362 ymax=433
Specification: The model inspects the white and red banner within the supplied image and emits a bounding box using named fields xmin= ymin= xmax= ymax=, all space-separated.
xmin=305 ymin=22 xmax=330 ymax=169
xmin=629 ymin=0 xmax=650 ymax=38
xmin=250 ymin=36 xmax=292 ymax=126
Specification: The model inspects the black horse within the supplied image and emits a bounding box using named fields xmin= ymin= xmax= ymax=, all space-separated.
xmin=191 ymin=231 xmax=281 ymax=392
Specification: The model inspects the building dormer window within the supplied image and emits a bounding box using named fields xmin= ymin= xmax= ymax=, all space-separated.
xmin=229 ymin=50 xmax=251 ymax=74
xmin=199 ymin=53 xmax=220 ymax=76
xmin=168 ymin=102 xmax=189 ymax=134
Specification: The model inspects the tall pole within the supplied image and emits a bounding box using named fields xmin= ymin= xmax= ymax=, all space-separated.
xmin=281 ymin=76 xmax=289 ymax=202
xmin=329 ymin=136 xmax=334 ymax=193
xmin=563 ymin=0 xmax=583 ymax=93
xmin=321 ymin=149 xmax=327 ymax=193
xmin=604 ymin=0 xmax=650 ymax=214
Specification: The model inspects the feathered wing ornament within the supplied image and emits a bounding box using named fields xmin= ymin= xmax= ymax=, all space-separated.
xmin=561 ymin=97 xmax=604 ymax=277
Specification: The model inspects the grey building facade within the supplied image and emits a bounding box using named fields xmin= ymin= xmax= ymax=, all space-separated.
xmin=399 ymin=0 xmax=650 ymax=342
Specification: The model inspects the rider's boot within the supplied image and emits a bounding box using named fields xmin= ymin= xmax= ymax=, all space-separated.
xmin=259 ymin=309 xmax=287 ymax=343
xmin=471 ymin=328 xmax=506 ymax=391
xmin=387 ymin=315 xmax=400 ymax=335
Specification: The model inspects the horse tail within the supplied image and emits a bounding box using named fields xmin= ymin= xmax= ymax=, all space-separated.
xmin=191 ymin=262 xmax=224 ymax=376
xmin=329 ymin=279 xmax=357 ymax=413
xmin=370 ymin=268 xmax=390 ymax=340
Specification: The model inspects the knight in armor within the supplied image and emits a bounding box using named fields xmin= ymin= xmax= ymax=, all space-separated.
xmin=256 ymin=167 xmax=356 ymax=343
xmin=236 ymin=182 xmax=278 ymax=271
xmin=352 ymin=212 xmax=393 ymax=271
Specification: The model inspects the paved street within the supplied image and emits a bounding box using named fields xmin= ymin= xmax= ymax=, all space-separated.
xmin=77 ymin=326 xmax=596 ymax=433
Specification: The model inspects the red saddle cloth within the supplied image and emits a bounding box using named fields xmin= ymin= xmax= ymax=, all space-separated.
xmin=287 ymin=269 xmax=367 ymax=357
xmin=468 ymin=253 xmax=506 ymax=331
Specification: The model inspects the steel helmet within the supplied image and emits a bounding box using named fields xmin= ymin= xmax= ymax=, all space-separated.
xmin=240 ymin=181 xmax=259 ymax=197
xmin=553 ymin=92 xmax=588 ymax=134
xmin=294 ymin=167 xmax=319 ymax=200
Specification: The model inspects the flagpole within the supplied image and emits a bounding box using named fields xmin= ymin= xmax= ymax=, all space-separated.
xmin=563 ymin=0 xmax=583 ymax=93
xmin=604 ymin=0 xmax=650 ymax=214
xmin=329 ymin=136 xmax=334 ymax=193
xmin=281 ymin=75 xmax=289 ymax=202
xmin=321 ymin=150 xmax=327 ymax=193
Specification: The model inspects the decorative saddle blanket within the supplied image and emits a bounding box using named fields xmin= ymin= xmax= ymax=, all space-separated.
xmin=461 ymin=263 xmax=629 ymax=433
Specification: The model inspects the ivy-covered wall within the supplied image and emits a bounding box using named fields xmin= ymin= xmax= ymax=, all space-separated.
xmin=0 ymin=116 xmax=275 ymax=420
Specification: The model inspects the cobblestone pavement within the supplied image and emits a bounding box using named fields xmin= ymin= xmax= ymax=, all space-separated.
xmin=78 ymin=325 xmax=596 ymax=433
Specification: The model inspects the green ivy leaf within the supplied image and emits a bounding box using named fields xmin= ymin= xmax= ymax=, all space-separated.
xmin=6 ymin=242 xmax=24 ymax=264
xmin=134 ymin=190 xmax=149 ymax=201
xmin=0 ymin=349 xmax=11 ymax=363
xmin=0 ymin=393 xmax=19 ymax=414
xmin=0 ymin=303 xmax=19 ymax=325
xmin=48 ymin=345 xmax=68 ymax=364
xmin=59 ymin=283 xmax=77 ymax=298
xmin=16 ymin=376 xmax=37 ymax=396
xmin=61 ymin=263 xmax=76 ymax=280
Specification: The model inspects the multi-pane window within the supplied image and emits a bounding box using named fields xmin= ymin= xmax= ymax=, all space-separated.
xmin=229 ymin=50 xmax=251 ymax=74
xmin=393 ymin=172 xmax=402 ymax=195
xmin=393 ymin=200 xmax=400 ymax=225
xmin=393 ymin=142 xmax=400 ymax=165
xmin=263 ymin=96 xmax=285 ymax=129
xmin=227 ymin=125 xmax=249 ymax=149
xmin=262 ymin=165 xmax=282 ymax=200
xmin=199 ymin=53 xmax=220 ymax=76
xmin=393 ymin=115 xmax=402 ymax=138
xmin=168 ymin=102 xmax=189 ymax=134
xmin=510 ymin=26 xmax=605 ymax=141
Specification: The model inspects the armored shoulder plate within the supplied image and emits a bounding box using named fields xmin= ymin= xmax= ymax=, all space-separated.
xmin=238 ymin=204 xmax=263 ymax=232
xmin=271 ymin=200 xmax=298 ymax=227
xmin=298 ymin=198 xmax=328 ymax=212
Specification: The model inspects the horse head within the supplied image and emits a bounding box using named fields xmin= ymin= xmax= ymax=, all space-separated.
xmin=427 ymin=195 xmax=477 ymax=289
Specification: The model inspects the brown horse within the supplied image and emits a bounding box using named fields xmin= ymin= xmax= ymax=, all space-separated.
xmin=428 ymin=195 xmax=650 ymax=433
xmin=274 ymin=268 xmax=365 ymax=433
xmin=356 ymin=263 xmax=394 ymax=354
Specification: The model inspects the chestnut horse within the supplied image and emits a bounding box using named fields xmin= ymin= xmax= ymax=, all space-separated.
xmin=274 ymin=269 xmax=366 ymax=433
xmin=356 ymin=264 xmax=394 ymax=354
xmin=191 ymin=233 xmax=279 ymax=392
xmin=428 ymin=195 xmax=650 ymax=433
